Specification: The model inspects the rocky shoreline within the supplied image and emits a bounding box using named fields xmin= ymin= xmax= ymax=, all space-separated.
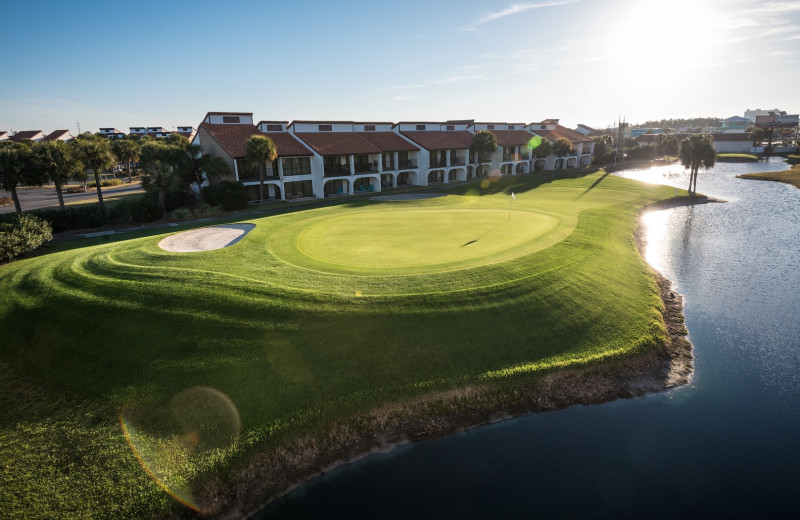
xmin=195 ymin=200 xmax=698 ymax=520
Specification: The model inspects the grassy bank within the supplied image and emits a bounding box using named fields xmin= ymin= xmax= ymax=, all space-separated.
xmin=737 ymin=164 xmax=800 ymax=190
xmin=717 ymin=153 xmax=759 ymax=162
xmin=1 ymin=170 xmax=685 ymax=519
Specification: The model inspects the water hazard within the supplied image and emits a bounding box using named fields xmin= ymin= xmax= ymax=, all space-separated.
xmin=258 ymin=159 xmax=800 ymax=518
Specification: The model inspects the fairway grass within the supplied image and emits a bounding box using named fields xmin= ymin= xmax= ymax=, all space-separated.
xmin=737 ymin=163 xmax=800 ymax=190
xmin=1 ymin=170 xmax=686 ymax=519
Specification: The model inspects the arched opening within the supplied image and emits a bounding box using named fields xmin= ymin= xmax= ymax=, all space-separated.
xmin=516 ymin=162 xmax=529 ymax=174
xmin=381 ymin=173 xmax=395 ymax=189
xmin=500 ymin=164 xmax=513 ymax=175
xmin=324 ymin=178 xmax=350 ymax=197
xmin=535 ymin=159 xmax=546 ymax=171
xmin=397 ymin=171 xmax=417 ymax=186
xmin=451 ymin=168 xmax=466 ymax=181
xmin=579 ymin=155 xmax=592 ymax=166
xmin=467 ymin=166 xmax=474 ymax=179
xmin=353 ymin=177 xmax=376 ymax=193
xmin=428 ymin=170 xmax=445 ymax=184
xmin=567 ymin=157 xmax=578 ymax=168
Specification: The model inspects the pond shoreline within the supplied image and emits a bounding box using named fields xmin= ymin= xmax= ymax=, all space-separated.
xmin=200 ymin=199 xmax=699 ymax=520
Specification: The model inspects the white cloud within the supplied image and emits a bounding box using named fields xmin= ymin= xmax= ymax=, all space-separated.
xmin=462 ymin=1 xmax=580 ymax=31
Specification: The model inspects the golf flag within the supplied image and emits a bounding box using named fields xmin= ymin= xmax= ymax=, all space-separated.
xmin=511 ymin=192 xmax=516 ymax=199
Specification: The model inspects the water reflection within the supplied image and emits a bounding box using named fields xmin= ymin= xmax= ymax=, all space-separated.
xmin=260 ymin=159 xmax=800 ymax=519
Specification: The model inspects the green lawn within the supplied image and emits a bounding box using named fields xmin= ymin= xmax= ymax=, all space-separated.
xmin=716 ymin=153 xmax=759 ymax=161
xmin=737 ymin=163 xmax=800 ymax=189
xmin=0 ymin=170 xmax=682 ymax=518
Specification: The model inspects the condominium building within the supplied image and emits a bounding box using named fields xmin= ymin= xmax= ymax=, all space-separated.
xmin=194 ymin=112 xmax=596 ymax=202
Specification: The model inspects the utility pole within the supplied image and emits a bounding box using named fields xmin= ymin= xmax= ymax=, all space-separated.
xmin=76 ymin=121 xmax=82 ymax=134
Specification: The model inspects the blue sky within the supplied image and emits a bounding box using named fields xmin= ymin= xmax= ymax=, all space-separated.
xmin=2 ymin=0 xmax=799 ymax=134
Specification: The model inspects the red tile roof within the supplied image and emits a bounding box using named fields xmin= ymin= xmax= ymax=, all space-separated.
xmin=295 ymin=132 xmax=379 ymax=155
xmin=291 ymin=120 xmax=355 ymax=125
xmin=357 ymin=132 xmax=418 ymax=152
xmin=258 ymin=121 xmax=289 ymax=125
xmin=199 ymin=124 xmax=312 ymax=158
xmin=489 ymin=130 xmax=535 ymax=147
xmin=531 ymin=125 xmax=592 ymax=144
xmin=8 ymin=130 xmax=43 ymax=142
xmin=638 ymin=133 xmax=752 ymax=143
xmin=400 ymin=130 xmax=474 ymax=150
xmin=41 ymin=130 xmax=72 ymax=142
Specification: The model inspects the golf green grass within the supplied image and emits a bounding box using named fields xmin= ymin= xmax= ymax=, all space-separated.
xmin=1 ymin=170 xmax=683 ymax=519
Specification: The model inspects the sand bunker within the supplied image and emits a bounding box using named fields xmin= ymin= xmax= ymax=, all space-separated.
xmin=158 ymin=223 xmax=255 ymax=252
xmin=371 ymin=193 xmax=446 ymax=202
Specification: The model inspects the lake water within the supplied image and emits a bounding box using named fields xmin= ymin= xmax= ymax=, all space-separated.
xmin=257 ymin=159 xmax=800 ymax=519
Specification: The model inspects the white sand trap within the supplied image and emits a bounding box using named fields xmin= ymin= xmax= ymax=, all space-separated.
xmin=158 ymin=223 xmax=255 ymax=252
xmin=371 ymin=193 xmax=446 ymax=201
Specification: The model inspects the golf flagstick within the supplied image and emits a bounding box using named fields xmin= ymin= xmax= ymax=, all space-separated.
xmin=508 ymin=192 xmax=515 ymax=221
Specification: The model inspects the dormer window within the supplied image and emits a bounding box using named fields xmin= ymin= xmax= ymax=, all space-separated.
xmin=318 ymin=124 xmax=332 ymax=131
xmin=541 ymin=125 xmax=546 ymax=130
xmin=266 ymin=124 xmax=282 ymax=131
xmin=223 ymin=116 xmax=240 ymax=124
xmin=487 ymin=125 xmax=495 ymax=130
xmin=508 ymin=125 xmax=515 ymax=130
xmin=416 ymin=124 xmax=426 ymax=130
xmin=364 ymin=125 xmax=375 ymax=131
xmin=446 ymin=125 xmax=455 ymax=131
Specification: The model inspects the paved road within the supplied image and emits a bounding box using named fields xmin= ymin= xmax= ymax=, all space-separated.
xmin=0 ymin=183 xmax=144 ymax=214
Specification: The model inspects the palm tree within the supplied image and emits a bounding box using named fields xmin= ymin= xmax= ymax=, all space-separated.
xmin=552 ymin=138 xmax=572 ymax=169
xmin=141 ymin=160 xmax=178 ymax=216
xmin=112 ymin=139 xmax=140 ymax=183
xmin=678 ymin=134 xmax=716 ymax=196
xmin=73 ymin=135 xmax=116 ymax=210
xmin=470 ymin=131 xmax=497 ymax=177
xmin=201 ymin=155 xmax=232 ymax=184
xmin=245 ymin=135 xmax=277 ymax=204
xmin=174 ymin=143 xmax=206 ymax=201
xmin=31 ymin=141 xmax=85 ymax=210
xmin=0 ymin=142 xmax=35 ymax=213
xmin=532 ymin=138 xmax=553 ymax=170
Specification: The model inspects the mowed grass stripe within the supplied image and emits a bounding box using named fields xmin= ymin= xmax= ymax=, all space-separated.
xmin=1 ymin=171 xmax=682 ymax=519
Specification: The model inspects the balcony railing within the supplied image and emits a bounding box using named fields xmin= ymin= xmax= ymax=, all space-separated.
xmin=382 ymin=162 xmax=395 ymax=171
xmin=239 ymin=170 xmax=279 ymax=182
xmin=398 ymin=158 xmax=418 ymax=169
xmin=324 ymin=165 xmax=351 ymax=176
xmin=502 ymin=155 xmax=515 ymax=162
xmin=429 ymin=158 xmax=447 ymax=168
xmin=520 ymin=153 xmax=531 ymax=160
xmin=354 ymin=164 xmax=378 ymax=173
xmin=450 ymin=158 xmax=466 ymax=166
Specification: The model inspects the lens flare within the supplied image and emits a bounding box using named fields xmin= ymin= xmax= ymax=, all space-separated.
xmin=488 ymin=170 xmax=501 ymax=182
xmin=527 ymin=135 xmax=542 ymax=150
xmin=119 ymin=387 xmax=241 ymax=513
xmin=480 ymin=179 xmax=490 ymax=189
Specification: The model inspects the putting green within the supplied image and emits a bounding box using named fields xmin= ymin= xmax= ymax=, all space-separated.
xmin=269 ymin=208 xmax=559 ymax=274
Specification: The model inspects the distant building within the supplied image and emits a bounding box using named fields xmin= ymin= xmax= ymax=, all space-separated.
xmin=720 ymin=116 xmax=751 ymax=133
xmin=575 ymin=124 xmax=601 ymax=137
xmin=744 ymin=108 xmax=782 ymax=122
xmin=99 ymin=128 xmax=126 ymax=139
xmin=41 ymin=130 xmax=74 ymax=142
xmin=7 ymin=130 xmax=44 ymax=142
xmin=630 ymin=128 xmax=664 ymax=138
xmin=0 ymin=131 xmax=8 ymax=141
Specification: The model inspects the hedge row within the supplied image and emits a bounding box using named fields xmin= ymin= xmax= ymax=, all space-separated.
xmin=0 ymin=214 xmax=53 ymax=262
xmin=0 ymin=183 xmax=249 ymax=234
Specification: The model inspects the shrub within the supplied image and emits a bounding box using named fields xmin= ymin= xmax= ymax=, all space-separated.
xmin=170 ymin=208 xmax=192 ymax=221
xmin=87 ymin=179 xmax=124 ymax=188
xmin=0 ymin=205 xmax=110 ymax=233
xmin=107 ymin=196 xmax=162 ymax=225
xmin=0 ymin=196 xmax=12 ymax=207
xmin=65 ymin=185 xmax=86 ymax=194
xmin=202 ymin=182 xmax=248 ymax=211
xmin=0 ymin=214 xmax=53 ymax=262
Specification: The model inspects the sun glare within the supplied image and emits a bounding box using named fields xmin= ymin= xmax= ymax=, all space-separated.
xmin=616 ymin=0 xmax=725 ymax=75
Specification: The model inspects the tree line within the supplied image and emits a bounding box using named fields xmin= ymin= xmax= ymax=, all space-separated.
xmin=0 ymin=133 xmax=231 ymax=215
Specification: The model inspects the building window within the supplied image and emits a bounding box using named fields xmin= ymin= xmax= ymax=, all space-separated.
xmin=487 ymin=125 xmax=495 ymax=130
xmin=223 ymin=116 xmax=240 ymax=124
xmin=266 ymin=124 xmax=282 ymax=131
xmin=416 ymin=124 xmax=426 ymax=130
xmin=318 ymin=124 xmax=332 ymax=131
xmin=446 ymin=125 xmax=455 ymax=131
xmin=508 ymin=125 xmax=515 ymax=130
xmin=282 ymin=157 xmax=311 ymax=176
xmin=541 ymin=125 xmax=546 ymax=130
xmin=364 ymin=125 xmax=375 ymax=131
